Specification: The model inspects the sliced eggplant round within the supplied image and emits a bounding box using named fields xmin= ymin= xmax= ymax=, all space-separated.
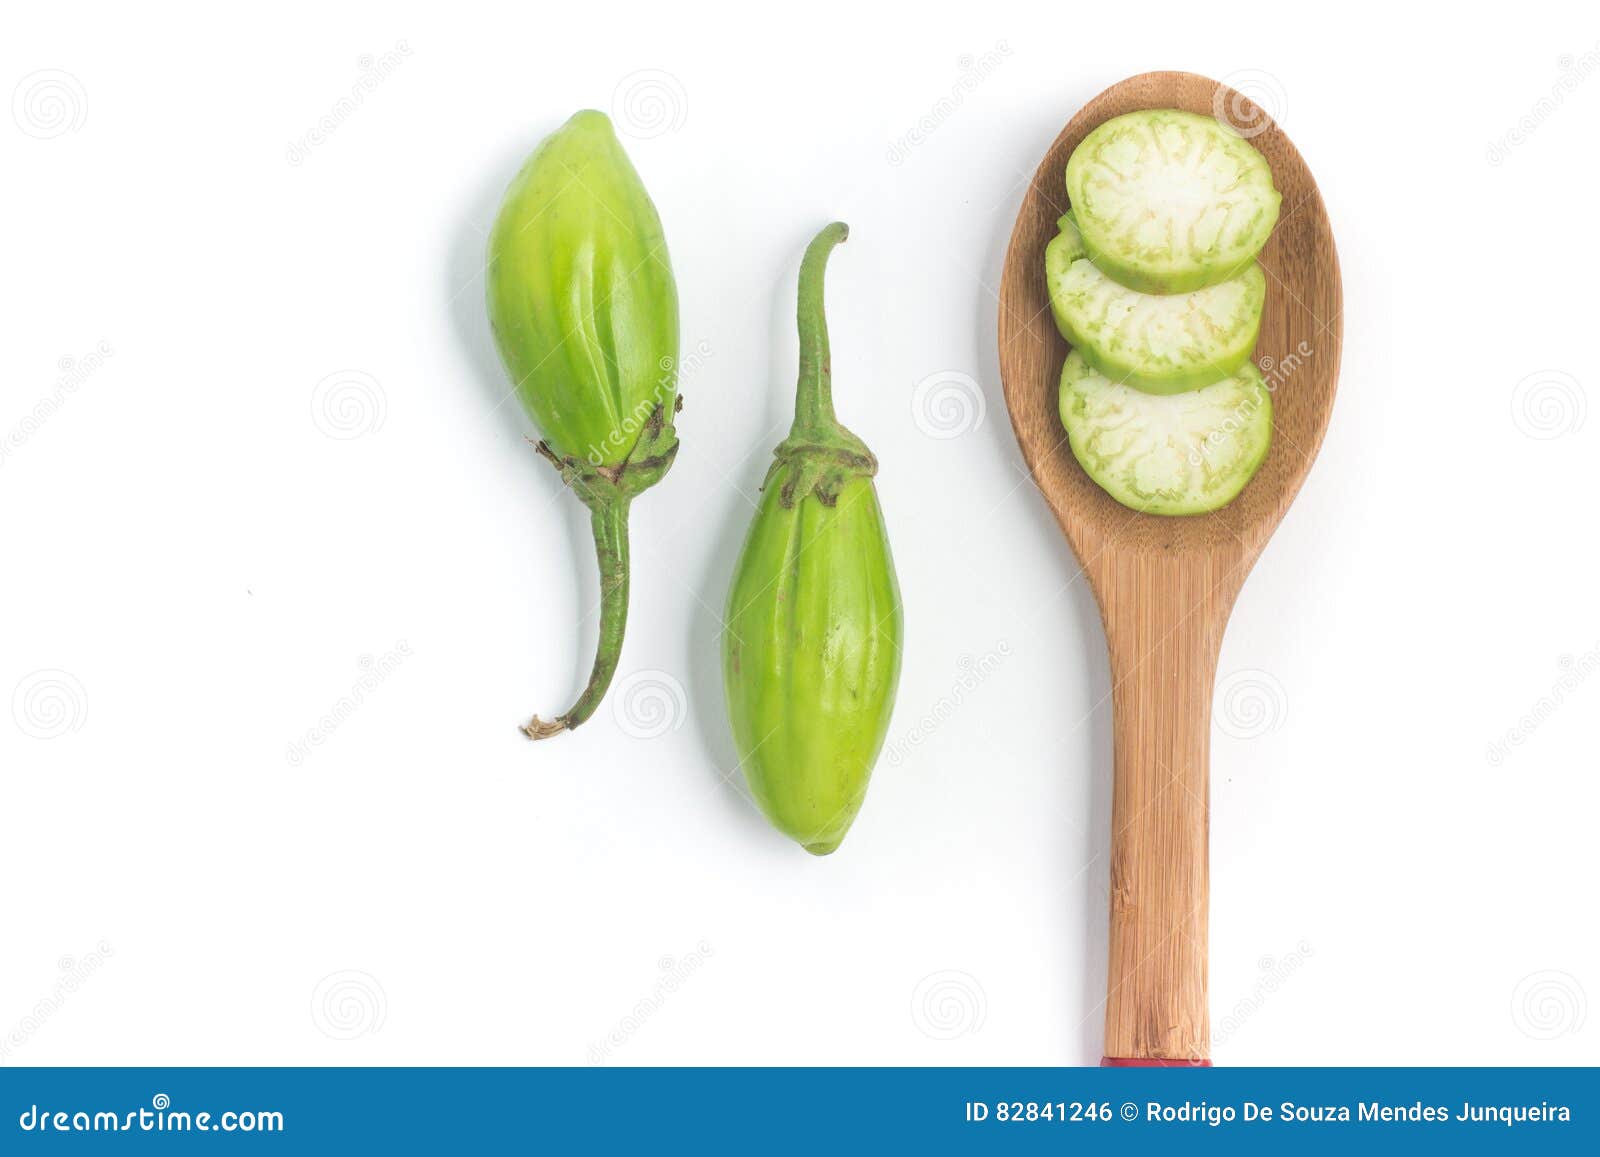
xmin=1058 ymin=349 xmax=1272 ymax=516
xmin=1048 ymin=215 xmax=1265 ymax=394
xmin=1065 ymin=109 xmax=1280 ymax=294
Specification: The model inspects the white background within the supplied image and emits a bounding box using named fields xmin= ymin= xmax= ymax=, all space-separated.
xmin=2 ymin=0 xmax=1597 ymax=1067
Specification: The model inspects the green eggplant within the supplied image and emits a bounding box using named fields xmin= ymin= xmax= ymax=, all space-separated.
xmin=486 ymin=110 xmax=681 ymax=739
xmin=721 ymin=223 xmax=903 ymax=855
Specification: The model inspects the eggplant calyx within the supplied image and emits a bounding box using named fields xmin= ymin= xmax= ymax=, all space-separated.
xmin=532 ymin=396 xmax=682 ymax=510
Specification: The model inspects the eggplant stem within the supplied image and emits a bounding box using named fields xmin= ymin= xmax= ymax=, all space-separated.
xmin=523 ymin=496 xmax=632 ymax=740
xmin=793 ymin=222 xmax=848 ymax=435
xmin=767 ymin=222 xmax=875 ymax=507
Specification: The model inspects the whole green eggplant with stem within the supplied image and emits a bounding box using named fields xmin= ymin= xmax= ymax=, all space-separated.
xmin=722 ymin=223 xmax=903 ymax=854
xmin=487 ymin=110 xmax=681 ymax=739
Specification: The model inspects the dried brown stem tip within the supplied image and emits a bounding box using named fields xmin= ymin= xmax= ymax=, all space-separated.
xmin=521 ymin=715 xmax=570 ymax=741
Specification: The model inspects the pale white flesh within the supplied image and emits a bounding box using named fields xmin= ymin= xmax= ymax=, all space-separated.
xmin=1057 ymin=349 xmax=1273 ymax=515
xmin=1048 ymin=213 xmax=1265 ymax=393
xmin=1065 ymin=109 xmax=1280 ymax=294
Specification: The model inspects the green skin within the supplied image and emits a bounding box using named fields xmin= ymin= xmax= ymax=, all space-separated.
xmin=721 ymin=224 xmax=903 ymax=855
xmin=486 ymin=110 xmax=681 ymax=739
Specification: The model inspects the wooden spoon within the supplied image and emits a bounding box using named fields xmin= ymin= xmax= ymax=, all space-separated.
xmin=997 ymin=72 xmax=1342 ymax=1065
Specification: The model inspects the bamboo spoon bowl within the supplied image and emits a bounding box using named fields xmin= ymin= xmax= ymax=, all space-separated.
xmin=997 ymin=72 xmax=1342 ymax=1064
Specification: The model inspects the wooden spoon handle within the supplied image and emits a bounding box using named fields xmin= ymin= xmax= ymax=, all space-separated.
xmin=1097 ymin=556 xmax=1232 ymax=1064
